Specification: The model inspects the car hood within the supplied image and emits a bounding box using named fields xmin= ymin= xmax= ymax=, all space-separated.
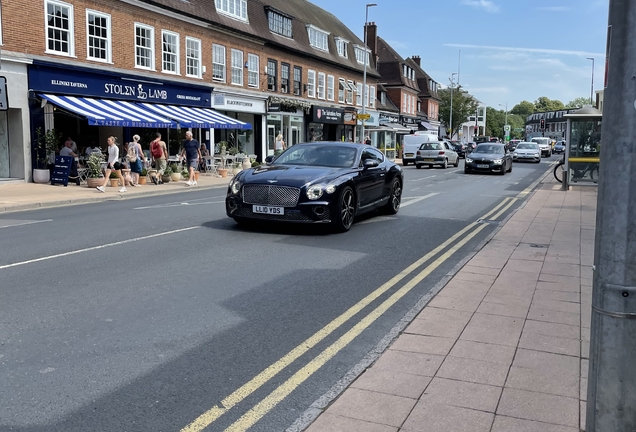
xmin=240 ymin=165 xmax=348 ymax=188
xmin=468 ymin=153 xmax=504 ymax=160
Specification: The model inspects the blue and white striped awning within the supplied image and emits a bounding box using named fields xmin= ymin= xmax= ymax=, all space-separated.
xmin=140 ymin=103 xmax=252 ymax=130
xmin=40 ymin=94 xmax=177 ymax=128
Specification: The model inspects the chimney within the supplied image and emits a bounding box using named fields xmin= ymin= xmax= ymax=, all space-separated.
xmin=365 ymin=22 xmax=378 ymax=65
xmin=412 ymin=55 xmax=421 ymax=67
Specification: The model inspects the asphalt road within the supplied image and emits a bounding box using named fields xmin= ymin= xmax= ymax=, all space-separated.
xmin=0 ymin=155 xmax=555 ymax=432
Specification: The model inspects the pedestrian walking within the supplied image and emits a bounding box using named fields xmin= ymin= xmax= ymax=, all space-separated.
xmin=364 ymin=136 xmax=371 ymax=145
xmin=127 ymin=134 xmax=146 ymax=187
xmin=274 ymin=133 xmax=286 ymax=155
xmin=96 ymin=136 xmax=126 ymax=193
xmin=150 ymin=132 xmax=168 ymax=185
xmin=180 ymin=131 xmax=201 ymax=186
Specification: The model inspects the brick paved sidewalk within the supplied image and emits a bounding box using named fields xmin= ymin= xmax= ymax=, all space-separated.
xmin=0 ymin=174 xmax=230 ymax=213
xmin=305 ymin=179 xmax=596 ymax=432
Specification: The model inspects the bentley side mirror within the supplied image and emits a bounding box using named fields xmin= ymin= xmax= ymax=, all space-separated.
xmin=265 ymin=155 xmax=274 ymax=164
xmin=363 ymin=159 xmax=379 ymax=169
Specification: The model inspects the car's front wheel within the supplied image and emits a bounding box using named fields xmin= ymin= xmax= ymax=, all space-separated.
xmin=441 ymin=159 xmax=448 ymax=169
xmin=382 ymin=179 xmax=402 ymax=215
xmin=332 ymin=186 xmax=356 ymax=232
xmin=415 ymin=164 xmax=422 ymax=169
xmin=402 ymin=160 xmax=409 ymax=166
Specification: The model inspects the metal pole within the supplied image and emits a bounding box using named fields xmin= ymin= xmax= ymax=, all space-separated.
xmin=361 ymin=3 xmax=376 ymax=143
xmin=449 ymin=73 xmax=456 ymax=140
xmin=587 ymin=1 xmax=636 ymax=431
xmin=587 ymin=57 xmax=595 ymax=105
xmin=457 ymin=50 xmax=461 ymax=85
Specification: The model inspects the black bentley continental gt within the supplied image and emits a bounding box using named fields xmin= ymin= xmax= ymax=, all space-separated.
xmin=226 ymin=142 xmax=404 ymax=232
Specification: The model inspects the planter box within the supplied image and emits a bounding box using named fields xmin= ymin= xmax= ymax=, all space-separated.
xmin=33 ymin=169 xmax=50 ymax=184
xmin=87 ymin=177 xmax=103 ymax=188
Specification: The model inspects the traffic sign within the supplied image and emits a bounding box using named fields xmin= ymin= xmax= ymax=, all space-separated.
xmin=504 ymin=124 xmax=511 ymax=132
xmin=357 ymin=113 xmax=371 ymax=120
xmin=514 ymin=128 xmax=524 ymax=132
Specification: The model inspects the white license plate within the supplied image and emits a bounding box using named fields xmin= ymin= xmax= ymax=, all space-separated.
xmin=405 ymin=153 xmax=414 ymax=157
xmin=423 ymin=158 xmax=434 ymax=162
xmin=477 ymin=164 xmax=490 ymax=168
xmin=253 ymin=205 xmax=284 ymax=215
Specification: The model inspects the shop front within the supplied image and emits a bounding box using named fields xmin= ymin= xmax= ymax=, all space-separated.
xmin=0 ymin=56 xmax=31 ymax=182
xmin=265 ymin=97 xmax=309 ymax=157
xmin=359 ymin=111 xmax=396 ymax=159
xmin=28 ymin=61 xmax=251 ymax=169
xmin=307 ymin=105 xmax=344 ymax=143
xmin=343 ymin=108 xmax=357 ymax=142
xmin=212 ymin=91 xmax=266 ymax=160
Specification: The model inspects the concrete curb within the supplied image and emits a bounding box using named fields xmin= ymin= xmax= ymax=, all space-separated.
xmin=0 ymin=183 xmax=228 ymax=214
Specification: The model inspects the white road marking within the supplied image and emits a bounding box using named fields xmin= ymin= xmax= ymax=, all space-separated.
xmin=0 ymin=219 xmax=53 ymax=229
xmin=358 ymin=216 xmax=397 ymax=225
xmin=407 ymin=175 xmax=436 ymax=182
xmin=135 ymin=201 xmax=225 ymax=210
xmin=445 ymin=170 xmax=462 ymax=174
xmin=400 ymin=193 xmax=439 ymax=208
xmin=0 ymin=227 xmax=199 ymax=270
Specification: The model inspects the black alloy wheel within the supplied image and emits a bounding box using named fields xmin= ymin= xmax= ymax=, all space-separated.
xmin=383 ymin=179 xmax=402 ymax=215
xmin=333 ymin=186 xmax=356 ymax=232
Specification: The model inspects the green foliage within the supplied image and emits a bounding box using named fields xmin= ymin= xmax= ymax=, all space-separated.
xmin=566 ymin=97 xmax=593 ymax=109
xmin=140 ymin=168 xmax=148 ymax=176
xmin=251 ymin=161 xmax=261 ymax=168
xmin=510 ymin=101 xmax=535 ymax=117
xmin=534 ymin=96 xmax=565 ymax=112
xmin=438 ymin=85 xmax=479 ymax=139
xmin=35 ymin=128 xmax=61 ymax=169
xmin=86 ymin=152 xmax=105 ymax=178
xmin=181 ymin=168 xmax=189 ymax=177
xmin=109 ymin=171 xmax=119 ymax=179
xmin=163 ymin=166 xmax=173 ymax=176
xmin=485 ymin=108 xmax=526 ymax=140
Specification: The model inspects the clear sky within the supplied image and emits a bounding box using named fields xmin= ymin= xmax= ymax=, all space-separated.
xmin=309 ymin=0 xmax=609 ymax=109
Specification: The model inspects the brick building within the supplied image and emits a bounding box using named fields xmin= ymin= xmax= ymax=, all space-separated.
xmin=0 ymin=0 xmax=383 ymax=182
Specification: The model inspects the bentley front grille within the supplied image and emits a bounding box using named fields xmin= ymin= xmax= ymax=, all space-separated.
xmin=242 ymin=185 xmax=301 ymax=207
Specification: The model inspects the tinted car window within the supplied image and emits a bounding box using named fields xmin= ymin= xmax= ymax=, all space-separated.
xmin=420 ymin=142 xmax=443 ymax=150
xmin=474 ymin=144 xmax=504 ymax=154
xmin=274 ymin=145 xmax=357 ymax=168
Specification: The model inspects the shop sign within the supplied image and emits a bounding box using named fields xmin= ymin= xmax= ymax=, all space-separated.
xmin=357 ymin=111 xmax=380 ymax=127
xmin=268 ymin=103 xmax=300 ymax=113
xmin=312 ymin=106 xmax=344 ymax=124
xmin=214 ymin=93 xmax=266 ymax=113
xmin=379 ymin=114 xmax=399 ymax=124
xmin=28 ymin=63 xmax=211 ymax=107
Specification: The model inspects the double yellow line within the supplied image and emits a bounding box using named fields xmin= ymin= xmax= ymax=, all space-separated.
xmin=181 ymin=197 xmax=524 ymax=432
xmin=481 ymin=197 xmax=518 ymax=221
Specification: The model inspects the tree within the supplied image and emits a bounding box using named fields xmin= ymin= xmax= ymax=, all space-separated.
xmin=438 ymin=85 xmax=479 ymax=139
xmin=566 ymin=96 xmax=592 ymax=108
xmin=534 ymin=96 xmax=565 ymax=112
xmin=510 ymin=100 xmax=535 ymax=117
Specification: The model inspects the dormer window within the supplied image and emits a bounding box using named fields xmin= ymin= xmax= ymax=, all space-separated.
xmin=268 ymin=9 xmax=292 ymax=37
xmin=215 ymin=0 xmax=247 ymax=22
xmin=307 ymin=25 xmax=329 ymax=51
xmin=354 ymin=45 xmax=370 ymax=65
xmin=380 ymin=91 xmax=386 ymax=106
xmin=403 ymin=65 xmax=407 ymax=77
xmin=335 ymin=37 xmax=349 ymax=58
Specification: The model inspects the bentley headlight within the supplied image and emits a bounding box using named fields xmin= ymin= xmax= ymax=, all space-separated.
xmin=230 ymin=177 xmax=241 ymax=194
xmin=493 ymin=159 xmax=503 ymax=164
xmin=325 ymin=184 xmax=336 ymax=194
xmin=466 ymin=157 xmax=473 ymax=163
xmin=306 ymin=185 xmax=324 ymax=200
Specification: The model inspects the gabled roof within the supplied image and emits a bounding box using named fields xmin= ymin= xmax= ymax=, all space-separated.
xmin=375 ymin=37 xmax=419 ymax=91
xmin=143 ymin=0 xmax=380 ymax=78
xmin=376 ymin=84 xmax=399 ymax=113
xmin=405 ymin=57 xmax=440 ymax=102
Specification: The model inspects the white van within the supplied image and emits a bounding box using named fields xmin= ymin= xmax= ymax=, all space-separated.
xmin=402 ymin=133 xmax=437 ymax=166
xmin=530 ymin=137 xmax=552 ymax=157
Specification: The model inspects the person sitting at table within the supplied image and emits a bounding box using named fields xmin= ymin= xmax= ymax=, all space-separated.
xmin=65 ymin=136 xmax=78 ymax=154
xmin=84 ymin=146 xmax=93 ymax=157
xmin=60 ymin=140 xmax=81 ymax=185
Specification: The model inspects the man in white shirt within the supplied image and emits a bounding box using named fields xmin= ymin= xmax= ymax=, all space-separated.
xmin=60 ymin=141 xmax=77 ymax=158
xmin=65 ymin=137 xmax=77 ymax=153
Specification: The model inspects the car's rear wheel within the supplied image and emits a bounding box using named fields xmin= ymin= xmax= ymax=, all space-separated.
xmin=415 ymin=164 xmax=422 ymax=169
xmin=382 ymin=179 xmax=402 ymax=215
xmin=454 ymin=157 xmax=459 ymax=167
xmin=332 ymin=186 xmax=355 ymax=232
xmin=402 ymin=160 xmax=409 ymax=166
xmin=441 ymin=159 xmax=448 ymax=169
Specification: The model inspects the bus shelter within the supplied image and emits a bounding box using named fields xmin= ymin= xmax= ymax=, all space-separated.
xmin=563 ymin=106 xmax=602 ymax=190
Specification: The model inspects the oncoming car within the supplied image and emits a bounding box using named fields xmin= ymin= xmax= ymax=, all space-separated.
xmin=464 ymin=143 xmax=513 ymax=175
xmin=512 ymin=142 xmax=541 ymax=163
xmin=226 ymin=142 xmax=404 ymax=232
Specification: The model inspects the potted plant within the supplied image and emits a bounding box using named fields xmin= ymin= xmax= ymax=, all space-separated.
xmin=170 ymin=163 xmax=182 ymax=182
xmin=138 ymin=168 xmax=148 ymax=185
xmin=232 ymin=160 xmax=242 ymax=176
xmin=33 ymin=127 xmax=60 ymax=183
xmin=162 ymin=166 xmax=172 ymax=183
xmin=218 ymin=141 xmax=228 ymax=155
xmin=85 ymin=152 xmax=105 ymax=188
xmin=109 ymin=171 xmax=120 ymax=187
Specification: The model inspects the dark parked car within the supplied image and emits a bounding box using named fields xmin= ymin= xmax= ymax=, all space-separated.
xmin=451 ymin=142 xmax=467 ymax=158
xmin=554 ymin=141 xmax=566 ymax=154
xmin=226 ymin=142 xmax=404 ymax=232
xmin=464 ymin=143 xmax=513 ymax=175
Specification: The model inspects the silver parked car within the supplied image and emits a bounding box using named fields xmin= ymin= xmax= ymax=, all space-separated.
xmin=512 ymin=142 xmax=542 ymax=163
xmin=414 ymin=141 xmax=459 ymax=169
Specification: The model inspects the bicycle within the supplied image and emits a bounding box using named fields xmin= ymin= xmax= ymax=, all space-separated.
xmin=553 ymin=156 xmax=565 ymax=183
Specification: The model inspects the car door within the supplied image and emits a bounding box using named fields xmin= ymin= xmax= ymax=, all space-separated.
xmin=444 ymin=142 xmax=458 ymax=164
xmin=357 ymin=148 xmax=385 ymax=207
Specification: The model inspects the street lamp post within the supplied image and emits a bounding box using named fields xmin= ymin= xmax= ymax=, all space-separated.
xmin=361 ymin=3 xmax=377 ymax=143
xmin=587 ymin=57 xmax=595 ymax=106
xmin=499 ymin=102 xmax=508 ymax=142
xmin=449 ymin=73 xmax=457 ymax=140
